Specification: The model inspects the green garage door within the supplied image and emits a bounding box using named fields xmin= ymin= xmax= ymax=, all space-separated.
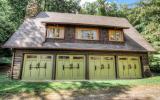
xmin=118 ymin=56 xmax=142 ymax=79
xmin=89 ymin=55 xmax=115 ymax=80
xmin=22 ymin=54 xmax=53 ymax=80
xmin=56 ymin=55 xmax=85 ymax=80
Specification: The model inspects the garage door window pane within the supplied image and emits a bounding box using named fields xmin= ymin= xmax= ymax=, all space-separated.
xmin=104 ymin=57 xmax=113 ymax=60
xmin=40 ymin=56 xmax=52 ymax=59
xmin=131 ymin=58 xmax=138 ymax=60
xmin=119 ymin=58 xmax=127 ymax=60
xmin=59 ymin=56 xmax=69 ymax=59
xmin=73 ymin=56 xmax=84 ymax=59
xmin=27 ymin=55 xmax=37 ymax=59
xmin=90 ymin=57 xmax=100 ymax=60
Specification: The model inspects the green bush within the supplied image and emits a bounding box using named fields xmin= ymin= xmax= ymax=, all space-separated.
xmin=0 ymin=48 xmax=12 ymax=66
xmin=150 ymin=63 xmax=160 ymax=73
xmin=149 ymin=52 xmax=160 ymax=73
xmin=0 ymin=57 xmax=11 ymax=66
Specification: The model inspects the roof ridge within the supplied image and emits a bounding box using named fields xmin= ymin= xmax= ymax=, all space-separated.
xmin=39 ymin=11 xmax=127 ymax=20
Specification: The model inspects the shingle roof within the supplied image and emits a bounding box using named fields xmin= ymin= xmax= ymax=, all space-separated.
xmin=3 ymin=12 xmax=155 ymax=52
xmin=37 ymin=12 xmax=130 ymax=28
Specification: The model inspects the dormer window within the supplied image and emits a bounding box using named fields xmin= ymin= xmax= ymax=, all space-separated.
xmin=76 ymin=28 xmax=99 ymax=40
xmin=46 ymin=26 xmax=64 ymax=39
xmin=108 ymin=30 xmax=124 ymax=42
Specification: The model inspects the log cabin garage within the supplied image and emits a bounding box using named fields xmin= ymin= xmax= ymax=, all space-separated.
xmin=3 ymin=12 xmax=155 ymax=81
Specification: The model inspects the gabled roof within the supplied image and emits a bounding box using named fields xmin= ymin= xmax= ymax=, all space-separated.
xmin=3 ymin=12 xmax=155 ymax=52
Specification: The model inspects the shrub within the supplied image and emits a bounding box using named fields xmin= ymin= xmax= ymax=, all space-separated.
xmin=150 ymin=62 xmax=160 ymax=73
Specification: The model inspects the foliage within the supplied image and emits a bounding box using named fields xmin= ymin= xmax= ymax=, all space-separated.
xmin=0 ymin=57 xmax=11 ymax=65
xmin=42 ymin=0 xmax=81 ymax=13
xmin=149 ymin=52 xmax=160 ymax=73
xmin=0 ymin=0 xmax=15 ymax=43
xmin=81 ymin=0 xmax=128 ymax=17
xmin=8 ymin=0 xmax=28 ymax=29
xmin=127 ymin=0 xmax=160 ymax=50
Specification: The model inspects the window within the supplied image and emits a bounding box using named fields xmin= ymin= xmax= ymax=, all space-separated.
xmin=40 ymin=55 xmax=52 ymax=59
xmin=46 ymin=26 xmax=64 ymax=39
xmin=73 ymin=56 xmax=84 ymax=59
xmin=27 ymin=55 xmax=37 ymax=59
xmin=131 ymin=58 xmax=138 ymax=60
xmin=108 ymin=30 xmax=124 ymax=41
xmin=119 ymin=58 xmax=127 ymax=60
xmin=59 ymin=56 xmax=70 ymax=59
xmin=90 ymin=56 xmax=101 ymax=60
xmin=76 ymin=28 xmax=99 ymax=40
xmin=104 ymin=57 xmax=113 ymax=60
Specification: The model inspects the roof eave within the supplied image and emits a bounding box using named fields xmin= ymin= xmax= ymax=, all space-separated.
xmin=42 ymin=22 xmax=130 ymax=29
xmin=2 ymin=46 xmax=153 ymax=53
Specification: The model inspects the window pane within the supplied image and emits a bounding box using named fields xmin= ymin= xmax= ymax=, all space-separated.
xmin=47 ymin=26 xmax=64 ymax=39
xmin=92 ymin=31 xmax=97 ymax=40
xmin=59 ymin=56 xmax=70 ymax=59
xmin=109 ymin=30 xmax=115 ymax=41
xmin=47 ymin=28 xmax=53 ymax=38
xmin=119 ymin=58 xmax=127 ymax=60
xmin=109 ymin=30 xmax=123 ymax=41
xmin=104 ymin=57 xmax=113 ymax=60
xmin=27 ymin=55 xmax=37 ymax=59
xmin=40 ymin=55 xmax=52 ymax=59
xmin=53 ymin=28 xmax=60 ymax=38
xmin=82 ymin=30 xmax=89 ymax=39
xmin=90 ymin=56 xmax=100 ymax=60
xmin=77 ymin=28 xmax=98 ymax=40
xmin=73 ymin=56 xmax=84 ymax=59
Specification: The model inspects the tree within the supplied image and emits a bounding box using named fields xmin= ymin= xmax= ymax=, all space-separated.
xmin=127 ymin=0 xmax=160 ymax=50
xmin=0 ymin=0 xmax=15 ymax=43
xmin=80 ymin=2 xmax=97 ymax=15
xmin=81 ymin=0 xmax=128 ymax=17
xmin=8 ymin=0 xmax=29 ymax=28
xmin=8 ymin=0 xmax=81 ymax=28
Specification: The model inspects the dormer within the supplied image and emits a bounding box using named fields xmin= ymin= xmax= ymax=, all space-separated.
xmin=45 ymin=24 xmax=125 ymax=44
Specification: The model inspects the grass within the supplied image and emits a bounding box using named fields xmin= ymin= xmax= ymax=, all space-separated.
xmin=0 ymin=73 xmax=160 ymax=97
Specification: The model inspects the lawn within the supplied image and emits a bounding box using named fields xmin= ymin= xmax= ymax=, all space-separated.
xmin=0 ymin=72 xmax=160 ymax=99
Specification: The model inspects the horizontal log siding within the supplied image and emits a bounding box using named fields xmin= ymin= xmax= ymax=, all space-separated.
xmin=12 ymin=49 xmax=150 ymax=79
xmin=141 ymin=53 xmax=151 ymax=77
xmin=12 ymin=50 xmax=23 ymax=79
